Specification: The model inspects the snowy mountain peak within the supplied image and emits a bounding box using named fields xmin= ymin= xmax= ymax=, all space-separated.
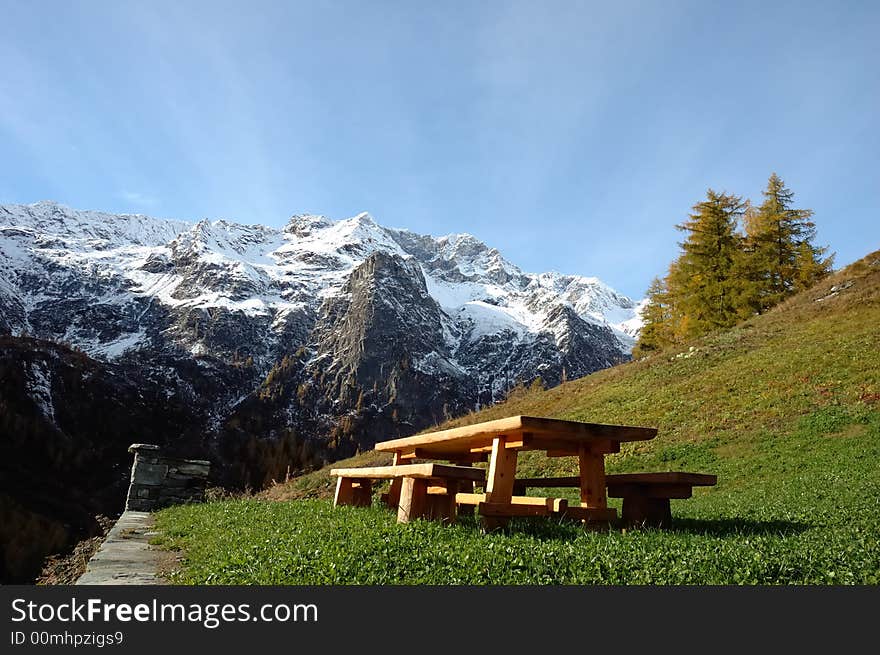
xmin=0 ymin=200 xmax=647 ymax=492
xmin=285 ymin=213 xmax=327 ymax=231
xmin=1 ymin=201 xmax=189 ymax=248
xmin=0 ymin=201 xmax=642 ymax=376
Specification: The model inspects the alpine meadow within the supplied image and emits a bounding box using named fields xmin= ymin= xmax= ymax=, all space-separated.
xmin=152 ymin=247 xmax=880 ymax=585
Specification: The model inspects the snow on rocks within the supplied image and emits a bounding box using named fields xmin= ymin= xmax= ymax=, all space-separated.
xmin=0 ymin=201 xmax=642 ymax=374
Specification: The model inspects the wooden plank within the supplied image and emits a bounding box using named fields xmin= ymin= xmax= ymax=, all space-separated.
xmin=374 ymin=415 xmax=658 ymax=454
xmin=376 ymin=416 xmax=529 ymax=453
xmin=330 ymin=463 xmax=485 ymax=482
xmin=397 ymin=477 xmax=428 ymax=523
xmin=385 ymin=453 xmax=403 ymax=509
xmin=481 ymin=436 xmax=519 ymax=531
xmin=485 ymin=437 xmax=518 ymax=502
xmin=450 ymin=452 xmax=489 ymax=465
xmin=518 ymin=435 xmax=620 ymax=454
xmin=478 ymin=502 xmax=552 ymax=517
xmin=468 ymin=436 xmax=535 ymax=452
xmin=402 ymin=446 xmax=486 ymax=460
xmin=502 ymin=434 xmax=530 ymax=449
xmin=608 ymin=483 xmax=693 ymax=500
xmin=545 ymin=449 xmax=580 ymax=458
xmin=515 ymin=476 xmax=580 ymax=488
xmin=578 ymin=447 xmax=607 ymax=509
xmin=456 ymin=493 xmax=566 ymax=510
xmin=551 ymin=498 xmax=568 ymax=513
xmin=605 ymin=472 xmax=717 ymax=486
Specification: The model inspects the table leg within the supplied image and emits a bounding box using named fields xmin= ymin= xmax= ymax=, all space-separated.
xmin=385 ymin=452 xmax=403 ymax=509
xmin=481 ymin=436 xmax=518 ymax=531
xmin=578 ymin=446 xmax=607 ymax=509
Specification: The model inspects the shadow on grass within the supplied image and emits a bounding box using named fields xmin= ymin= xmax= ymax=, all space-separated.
xmin=453 ymin=514 xmax=810 ymax=540
xmin=665 ymin=517 xmax=810 ymax=537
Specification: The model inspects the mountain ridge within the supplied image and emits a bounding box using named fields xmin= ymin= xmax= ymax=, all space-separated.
xmin=0 ymin=201 xmax=641 ymax=417
xmin=0 ymin=200 xmax=644 ymax=581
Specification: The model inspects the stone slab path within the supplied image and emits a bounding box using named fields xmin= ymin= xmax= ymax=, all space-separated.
xmin=75 ymin=511 xmax=166 ymax=585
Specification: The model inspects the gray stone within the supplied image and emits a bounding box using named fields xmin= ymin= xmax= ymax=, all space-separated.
xmin=124 ymin=444 xmax=210 ymax=512
xmin=128 ymin=443 xmax=161 ymax=453
xmin=75 ymin=512 xmax=165 ymax=585
xmin=176 ymin=462 xmax=211 ymax=476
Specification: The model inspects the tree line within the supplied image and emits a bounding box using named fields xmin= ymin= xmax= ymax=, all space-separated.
xmin=635 ymin=173 xmax=833 ymax=356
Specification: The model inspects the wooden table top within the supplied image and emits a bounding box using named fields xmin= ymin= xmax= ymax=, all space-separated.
xmin=375 ymin=415 xmax=657 ymax=458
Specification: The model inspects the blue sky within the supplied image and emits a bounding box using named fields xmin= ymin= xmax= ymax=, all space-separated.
xmin=1 ymin=1 xmax=877 ymax=297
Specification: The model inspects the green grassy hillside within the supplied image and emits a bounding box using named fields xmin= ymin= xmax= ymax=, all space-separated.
xmin=154 ymin=251 xmax=880 ymax=584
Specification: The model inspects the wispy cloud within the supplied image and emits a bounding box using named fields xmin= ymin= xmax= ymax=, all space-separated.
xmin=117 ymin=190 xmax=159 ymax=207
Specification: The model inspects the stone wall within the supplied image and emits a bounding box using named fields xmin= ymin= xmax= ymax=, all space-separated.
xmin=125 ymin=444 xmax=211 ymax=512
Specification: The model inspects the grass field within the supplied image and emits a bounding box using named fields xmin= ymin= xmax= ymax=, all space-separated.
xmin=153 ymin=251 xmax=880 ymax=584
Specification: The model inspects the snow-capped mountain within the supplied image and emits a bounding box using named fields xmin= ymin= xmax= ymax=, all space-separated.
xmin=0 ymin=201 xmax=642 ymax=485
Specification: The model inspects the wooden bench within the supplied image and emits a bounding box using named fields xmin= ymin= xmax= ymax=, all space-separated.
xmin=513 ymin=472 xmax=717 ymax=527
xmin=330 ymin=463 xmax=485 ymax=524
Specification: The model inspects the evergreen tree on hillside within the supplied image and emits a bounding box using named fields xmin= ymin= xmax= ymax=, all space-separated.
xmin=744 ymin=173 xmax=833 ymax=311
xmin=633 ymin=275 xmax=675 ymax=356
xmin=793 ymin=240 xmax=834 ymax=292
xmin=669 ymin=189 xmax=747 ymax=337
xmin=634 ymin=175 xmax=835 ymax=356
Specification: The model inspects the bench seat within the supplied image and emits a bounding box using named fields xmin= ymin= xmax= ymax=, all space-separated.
xmin=330 ymin=463 xmax=486 ymax=481
xmin=331 ymin=463 xmax=485 ymax=523
xmin=513 ymin=471 xmax=717 ymax=527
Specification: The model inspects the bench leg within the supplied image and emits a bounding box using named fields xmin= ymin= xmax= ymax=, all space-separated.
xmin=334 ymin=477 xmax=355 ymax=507
xmin=397 ymin=477 xmax=429 ymax=523
xmin=385 ymin=478 xmax=403 ymax=509
xmin=351 ymin=480 xmax=372 ymax=507
xmin=335 ymin=478 xmax=372 ymax=507
xmin=456 ymin=480 xmax=475 ymax=518
xmin=427 ymin=480 xmax=458 ymax=524
xmin=622 ymin=496 xmax=672 ymax=528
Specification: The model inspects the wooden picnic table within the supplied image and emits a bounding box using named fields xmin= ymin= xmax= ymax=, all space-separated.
xmin=374 ymin=415 xmax=658 ymax=529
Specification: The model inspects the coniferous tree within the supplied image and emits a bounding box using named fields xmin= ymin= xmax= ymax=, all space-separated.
xmin=744 ymin=173 xmax=833 ymax=311
xmin=670 ymin=189 xmax=747 ymax=337
xmin=633 ymin=275 xmax=674 ymax=356
xmin=634 ymin=175 xmax=834 ymax=356
xmin=736 ymin=200 xmax=764 ymax=316
xmin=793 ymin=240 xmax=834 ymax=292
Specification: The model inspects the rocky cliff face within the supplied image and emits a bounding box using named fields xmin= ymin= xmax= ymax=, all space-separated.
xmin=0 ymin=201 xmax=642 ymax=489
